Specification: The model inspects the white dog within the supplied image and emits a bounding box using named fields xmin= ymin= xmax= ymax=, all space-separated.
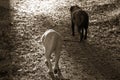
xmin=41 ymin=29 xmax=63 ymax=79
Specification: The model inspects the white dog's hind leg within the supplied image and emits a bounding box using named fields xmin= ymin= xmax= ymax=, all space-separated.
xmin=45 ymin=51 xmax=55 ymax=80
xmin=54 ymin=40 xmax=61 ymax=74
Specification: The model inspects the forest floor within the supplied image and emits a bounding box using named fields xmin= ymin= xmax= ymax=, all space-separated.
xmin=0 ymin=0 xmax=120 ymax=80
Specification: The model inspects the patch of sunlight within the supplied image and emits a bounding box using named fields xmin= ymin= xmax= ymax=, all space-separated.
xmin=84 ymin=0 xmax=114 ymax=7
xmin=16 ymin=0 xmax=59 ymax=15
xmin=39 ymin=0 xmax=57 ymax=14
xmin=99 ymin=8 xmax=120 ymax=21
xmin=108 ymin=8 xmax=120 ymax=17
xmin=17 ymin=0 xmax=40 ymax=14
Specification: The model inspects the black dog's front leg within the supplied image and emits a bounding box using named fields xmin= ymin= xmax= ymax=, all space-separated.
xmin=71 ymin=20 xmax=75 ymax=36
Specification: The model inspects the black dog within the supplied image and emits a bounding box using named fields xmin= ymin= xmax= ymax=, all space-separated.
xmin=70 ymin=5 xmax=89 ymax=41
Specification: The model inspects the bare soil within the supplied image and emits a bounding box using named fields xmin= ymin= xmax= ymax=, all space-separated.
xmin=0 ymin=0 xmax=120 ymax=80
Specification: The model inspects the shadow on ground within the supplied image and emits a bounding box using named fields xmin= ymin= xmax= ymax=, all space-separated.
xmin=0 ymin=1 xmax=20 ymax=80
xmin=65 ymin=40 xmax=120 ymax=80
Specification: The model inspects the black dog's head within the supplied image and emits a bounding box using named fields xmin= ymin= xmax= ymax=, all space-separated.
xmin=70 ymin=5 xmax=81 ymax=12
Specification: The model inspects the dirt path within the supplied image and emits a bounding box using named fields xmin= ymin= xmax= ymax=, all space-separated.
xmin=0 ymin=0 xmax=120 ymax=80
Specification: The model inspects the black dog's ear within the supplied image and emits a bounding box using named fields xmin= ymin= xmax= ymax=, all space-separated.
xmin=70 ymin=6 xmax=73 ymax=12
xmin=75 ymin=5 xmax=80 ymax=9
xmin=75 ymin=4 xmax=78 ymax=7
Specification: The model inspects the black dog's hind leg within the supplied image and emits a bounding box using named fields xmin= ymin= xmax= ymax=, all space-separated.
xmin=84 ymin=28 xmax=87 ymax=40
xmin=80 ymin=28 xmax=84 ymax=41
xmin=84 ymin=15 xmax=89 ymax=40
xmin=78 ymin=27 xmax=83 ymax=42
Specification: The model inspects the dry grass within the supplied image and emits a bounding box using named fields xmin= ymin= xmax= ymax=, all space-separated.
xmin=0 ymin=0 xmax=120 ymax=80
